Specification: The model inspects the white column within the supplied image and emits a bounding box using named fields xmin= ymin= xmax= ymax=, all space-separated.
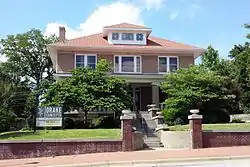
xmin=152 ymin=84 xmax=159 ymax=107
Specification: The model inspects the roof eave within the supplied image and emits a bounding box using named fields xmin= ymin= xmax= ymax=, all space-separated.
xmin=49 ymin=44 xmax=205 ymax=55
xmin=102 ymin=28 xmax=152 ymax=37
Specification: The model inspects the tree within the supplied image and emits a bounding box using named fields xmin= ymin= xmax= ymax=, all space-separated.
xmin=42 ymin=59 xmax=132 ymax=126
xmin=228 ymin=24 xmax=250 ymax=113
xmin=160 ymin=66 xmax=235 ymax=125
xmin=0 ymin=29 xmax=57 ymax=108
xmin=201 ymin=46 xmax=240 ymax=114
xmin=244 ymin=24 xmax=250 ymax=39
xmin=0 ymin=81 xmax=31 ymax=132
xmin=201 ymin=45 xmax=220 ymax=71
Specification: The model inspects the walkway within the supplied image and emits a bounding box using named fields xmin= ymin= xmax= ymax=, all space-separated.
xmin=1 ymin=146 xmax=250 ymax=167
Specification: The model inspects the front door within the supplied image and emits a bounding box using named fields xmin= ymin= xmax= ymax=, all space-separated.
xmin=128 ymin=87 xmax=141 ymax=111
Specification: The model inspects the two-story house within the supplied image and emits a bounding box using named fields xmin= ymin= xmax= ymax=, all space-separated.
xmin=47 ymin=23 xmax=205 ymax=111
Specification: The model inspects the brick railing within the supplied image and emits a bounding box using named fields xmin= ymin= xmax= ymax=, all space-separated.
xmin=188 ymin=110 xmax=250 ymax=149
xmin=0 ymin=139 xmax=122 ymax=159
xmin=0 ymin=110 xmax=144 ymax=160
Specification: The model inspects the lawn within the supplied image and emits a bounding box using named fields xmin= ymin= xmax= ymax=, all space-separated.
xmin=0 ymin=129 xmax=121 ymax=140
xmin=169 ymin=123 xmax=250 ymax=131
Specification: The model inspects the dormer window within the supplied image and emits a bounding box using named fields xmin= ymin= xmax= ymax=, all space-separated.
xmin=122 ymin=33 xmax=134 ymax=40
xmin=112 ymin=33 xmax=119 ymax=40
xmin=136 ymin=33 xmax=144 ymax=41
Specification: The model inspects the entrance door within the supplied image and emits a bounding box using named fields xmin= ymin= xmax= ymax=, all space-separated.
xmin=134 ymin=89 xmax=141 ymax=111
xmin=128 ymin=87 xmax=141 ymax=111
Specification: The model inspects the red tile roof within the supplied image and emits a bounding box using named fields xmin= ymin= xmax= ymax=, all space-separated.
xmin=55 ymin=33 xmax=202 ymax=50
xmin=104 ymin=23 xmax=150 ymax=29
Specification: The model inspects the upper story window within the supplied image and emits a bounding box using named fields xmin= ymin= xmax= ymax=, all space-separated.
xmin=158 ymin=56 xmax=178 ymax=73
xmin=108 ymin=32 xmax=146 ymax=45
xmin=136 ymin=33 xmax=144 ymax=41
xmin=75 ymin=54 xmax=97 ymax=69
xmin=114 ymin=56 xmax=141 ymax=73
xmin=122 ymin=33 xmax=134 ymax=40
xmin=112 ymin=32 xmax=119 ymax=40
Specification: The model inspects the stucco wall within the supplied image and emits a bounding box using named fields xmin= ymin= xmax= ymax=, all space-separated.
xmin=56 ymin=50 xmax=194 ymax=74
xmin=160 ymin=131 xmax=191 ymax=149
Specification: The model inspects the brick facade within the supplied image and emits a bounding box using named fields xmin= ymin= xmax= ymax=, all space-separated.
xmin=189 ymin=116 xmax=203 ymax=149
xmin=121 ymin=115 xmax=133 ymax=151
xmin=0 ymin=140 xmax=122 ymax=160
xmin=189 ymin=110 xmax=250 ymax=149
xmin=203 ymin=131 xmax=250 ymax=148
xmin=0 ymin=112 xmax=136 ymax=160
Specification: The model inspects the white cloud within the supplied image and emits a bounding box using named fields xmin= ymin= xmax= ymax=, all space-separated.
xmin=170 ymin=11 xmax=179 ymax=20
xmin=136 ymin=0 xmax=166 ymax=10
xmin=167 ymin=0 xmax=202 ymax=21
xmin=187 ymin=3 xmax=202 ymax=19
xmin=44 ymin=0 xmax=167 ymax=39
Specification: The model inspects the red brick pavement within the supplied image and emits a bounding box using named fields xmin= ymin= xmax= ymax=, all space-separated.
xmin=1 ymin=146 xmax=250 ymax=167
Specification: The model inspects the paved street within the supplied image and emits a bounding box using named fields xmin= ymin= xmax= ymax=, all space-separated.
xmin=0 ymin=146 xmax=250 ymax=167
xmin=119 ymin=159 xmax=250 ymax=167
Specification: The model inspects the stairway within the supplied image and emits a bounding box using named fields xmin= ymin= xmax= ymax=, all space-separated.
xmin=140 ymin=111 xmax=163 ymax=148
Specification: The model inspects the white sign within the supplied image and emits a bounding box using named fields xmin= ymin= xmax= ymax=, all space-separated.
xmin=36 ymin=107 xmax=63 ymax=127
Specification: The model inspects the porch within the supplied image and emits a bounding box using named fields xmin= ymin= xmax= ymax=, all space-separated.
xmin=128 ymin=83 xmax=167 ymax=111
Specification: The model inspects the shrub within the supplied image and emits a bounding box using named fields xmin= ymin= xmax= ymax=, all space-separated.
xmin=0 ymin=108 xmax=17 ymax=133
xmin=94 ymin=116 xmax=120 ymax=128
xmin=231 ymin=118 xmax=245 ymax=123
xmin=161 ymin=66 xmax=235 ymax=125
xmin=64 ymin=118 xmax=75 ymax=129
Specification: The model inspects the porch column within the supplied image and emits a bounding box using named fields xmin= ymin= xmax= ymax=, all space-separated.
xmin=152 ymin=84 xmax=159 ymax=107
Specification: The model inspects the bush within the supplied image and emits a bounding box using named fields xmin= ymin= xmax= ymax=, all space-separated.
xmin=161 ymin=66 xmax=235 ymax=125
xmin=94 ymin=116 xmax=120 ymax=128
xmin=231 ymin=118 xmax=245 ymax=123
xmin=0 ymin=108 xmax=17 ymax=133
xmin=64 ymin=117 xmax=75 ymax=129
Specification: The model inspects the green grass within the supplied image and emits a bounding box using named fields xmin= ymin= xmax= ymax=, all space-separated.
xmin=169 ymin=123 xmax=250 ymax=131
xmin=0 ymin=129 xmax=121 ymax=140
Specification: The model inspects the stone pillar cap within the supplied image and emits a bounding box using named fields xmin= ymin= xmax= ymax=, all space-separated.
xmin=147 ymin=104 xmax=156 ymax=108
xmin=188 ymin=114 xmax=203 ymax=120
xmin=122 ymin=109 xmax=131 ymax=115
xmin=190 ymin=109 xmax=199 ymax=114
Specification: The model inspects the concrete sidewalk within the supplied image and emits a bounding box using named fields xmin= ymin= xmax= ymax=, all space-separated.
xmin=1 ymin=146 xmax=250 ymax=167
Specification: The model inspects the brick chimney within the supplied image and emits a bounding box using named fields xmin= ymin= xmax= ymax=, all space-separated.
xmin=59 ymin=26 xmax=66 ymax=42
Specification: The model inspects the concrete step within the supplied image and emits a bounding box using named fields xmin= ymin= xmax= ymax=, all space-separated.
xmin=144 ymin=141 xmax=163 ymax=148
xmin=144 ymin=137 xmax=161 ymax=141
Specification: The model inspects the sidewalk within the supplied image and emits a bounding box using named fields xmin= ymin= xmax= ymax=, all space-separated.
xmin=1 ymin=146 xmax=250 ymax=167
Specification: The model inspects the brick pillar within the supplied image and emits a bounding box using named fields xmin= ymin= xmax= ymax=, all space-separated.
xmin=120 ymin=110 xmax=133 ymax=151
xmin=188 ymin=109 xmax=203 ymax=149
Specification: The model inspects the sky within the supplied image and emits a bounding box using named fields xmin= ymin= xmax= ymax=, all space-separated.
xmin=0 ymin=0 xmax=249 ymax=63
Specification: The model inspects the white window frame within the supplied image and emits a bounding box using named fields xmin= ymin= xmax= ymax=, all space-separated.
xmin=114 ymin=55 xmax=142 ymax=74
xmin=74 ymin=54 xmax=97 ymax=69
xmin=112 ymin=32 xmax=119 ymax=40
xmin=136 ymin=33 xmax=144 ymax=41
xmin=121 ymin=33 xmax=134 ymax=41
xmin=108 ymin=32 xmax=147 ymax=45
xmin=158 ymin=56 xmax=179 ymax=74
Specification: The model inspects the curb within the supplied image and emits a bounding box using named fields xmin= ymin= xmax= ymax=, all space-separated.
xmin=38 ymin=155 xmax=250 ymax=167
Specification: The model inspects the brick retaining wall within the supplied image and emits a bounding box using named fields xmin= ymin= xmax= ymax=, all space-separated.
xmin=203 ymin=131 xmax=250 ymax=148
xmin=189 ymin=110 xmax=250 ymax=149
xmin=0 ymin=139 xmax=122 ymax=160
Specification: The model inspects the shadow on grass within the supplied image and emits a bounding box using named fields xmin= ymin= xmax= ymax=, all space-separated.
xmin=0 ymin=131 xmax=35 ymax=139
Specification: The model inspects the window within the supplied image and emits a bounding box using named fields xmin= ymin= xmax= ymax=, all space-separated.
xmin=112 ymin=33 xmax=119 ymax=40
xmin=169 ymin=57 xmax=178 ymax=72
xmin=158 ymin=56 xmax=178 ymax=73
xmin=75 ymin=55 xmax=96 ymax=69
xmin=136 ymin=33 xmax=144 ymax=41
xmin=158 ymin=57 xmax=167 ymax=73
xmin=114 ymin=56 xmax=141 ymax=73
xmin=122 ymin=33 xmax=134 ymax=40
